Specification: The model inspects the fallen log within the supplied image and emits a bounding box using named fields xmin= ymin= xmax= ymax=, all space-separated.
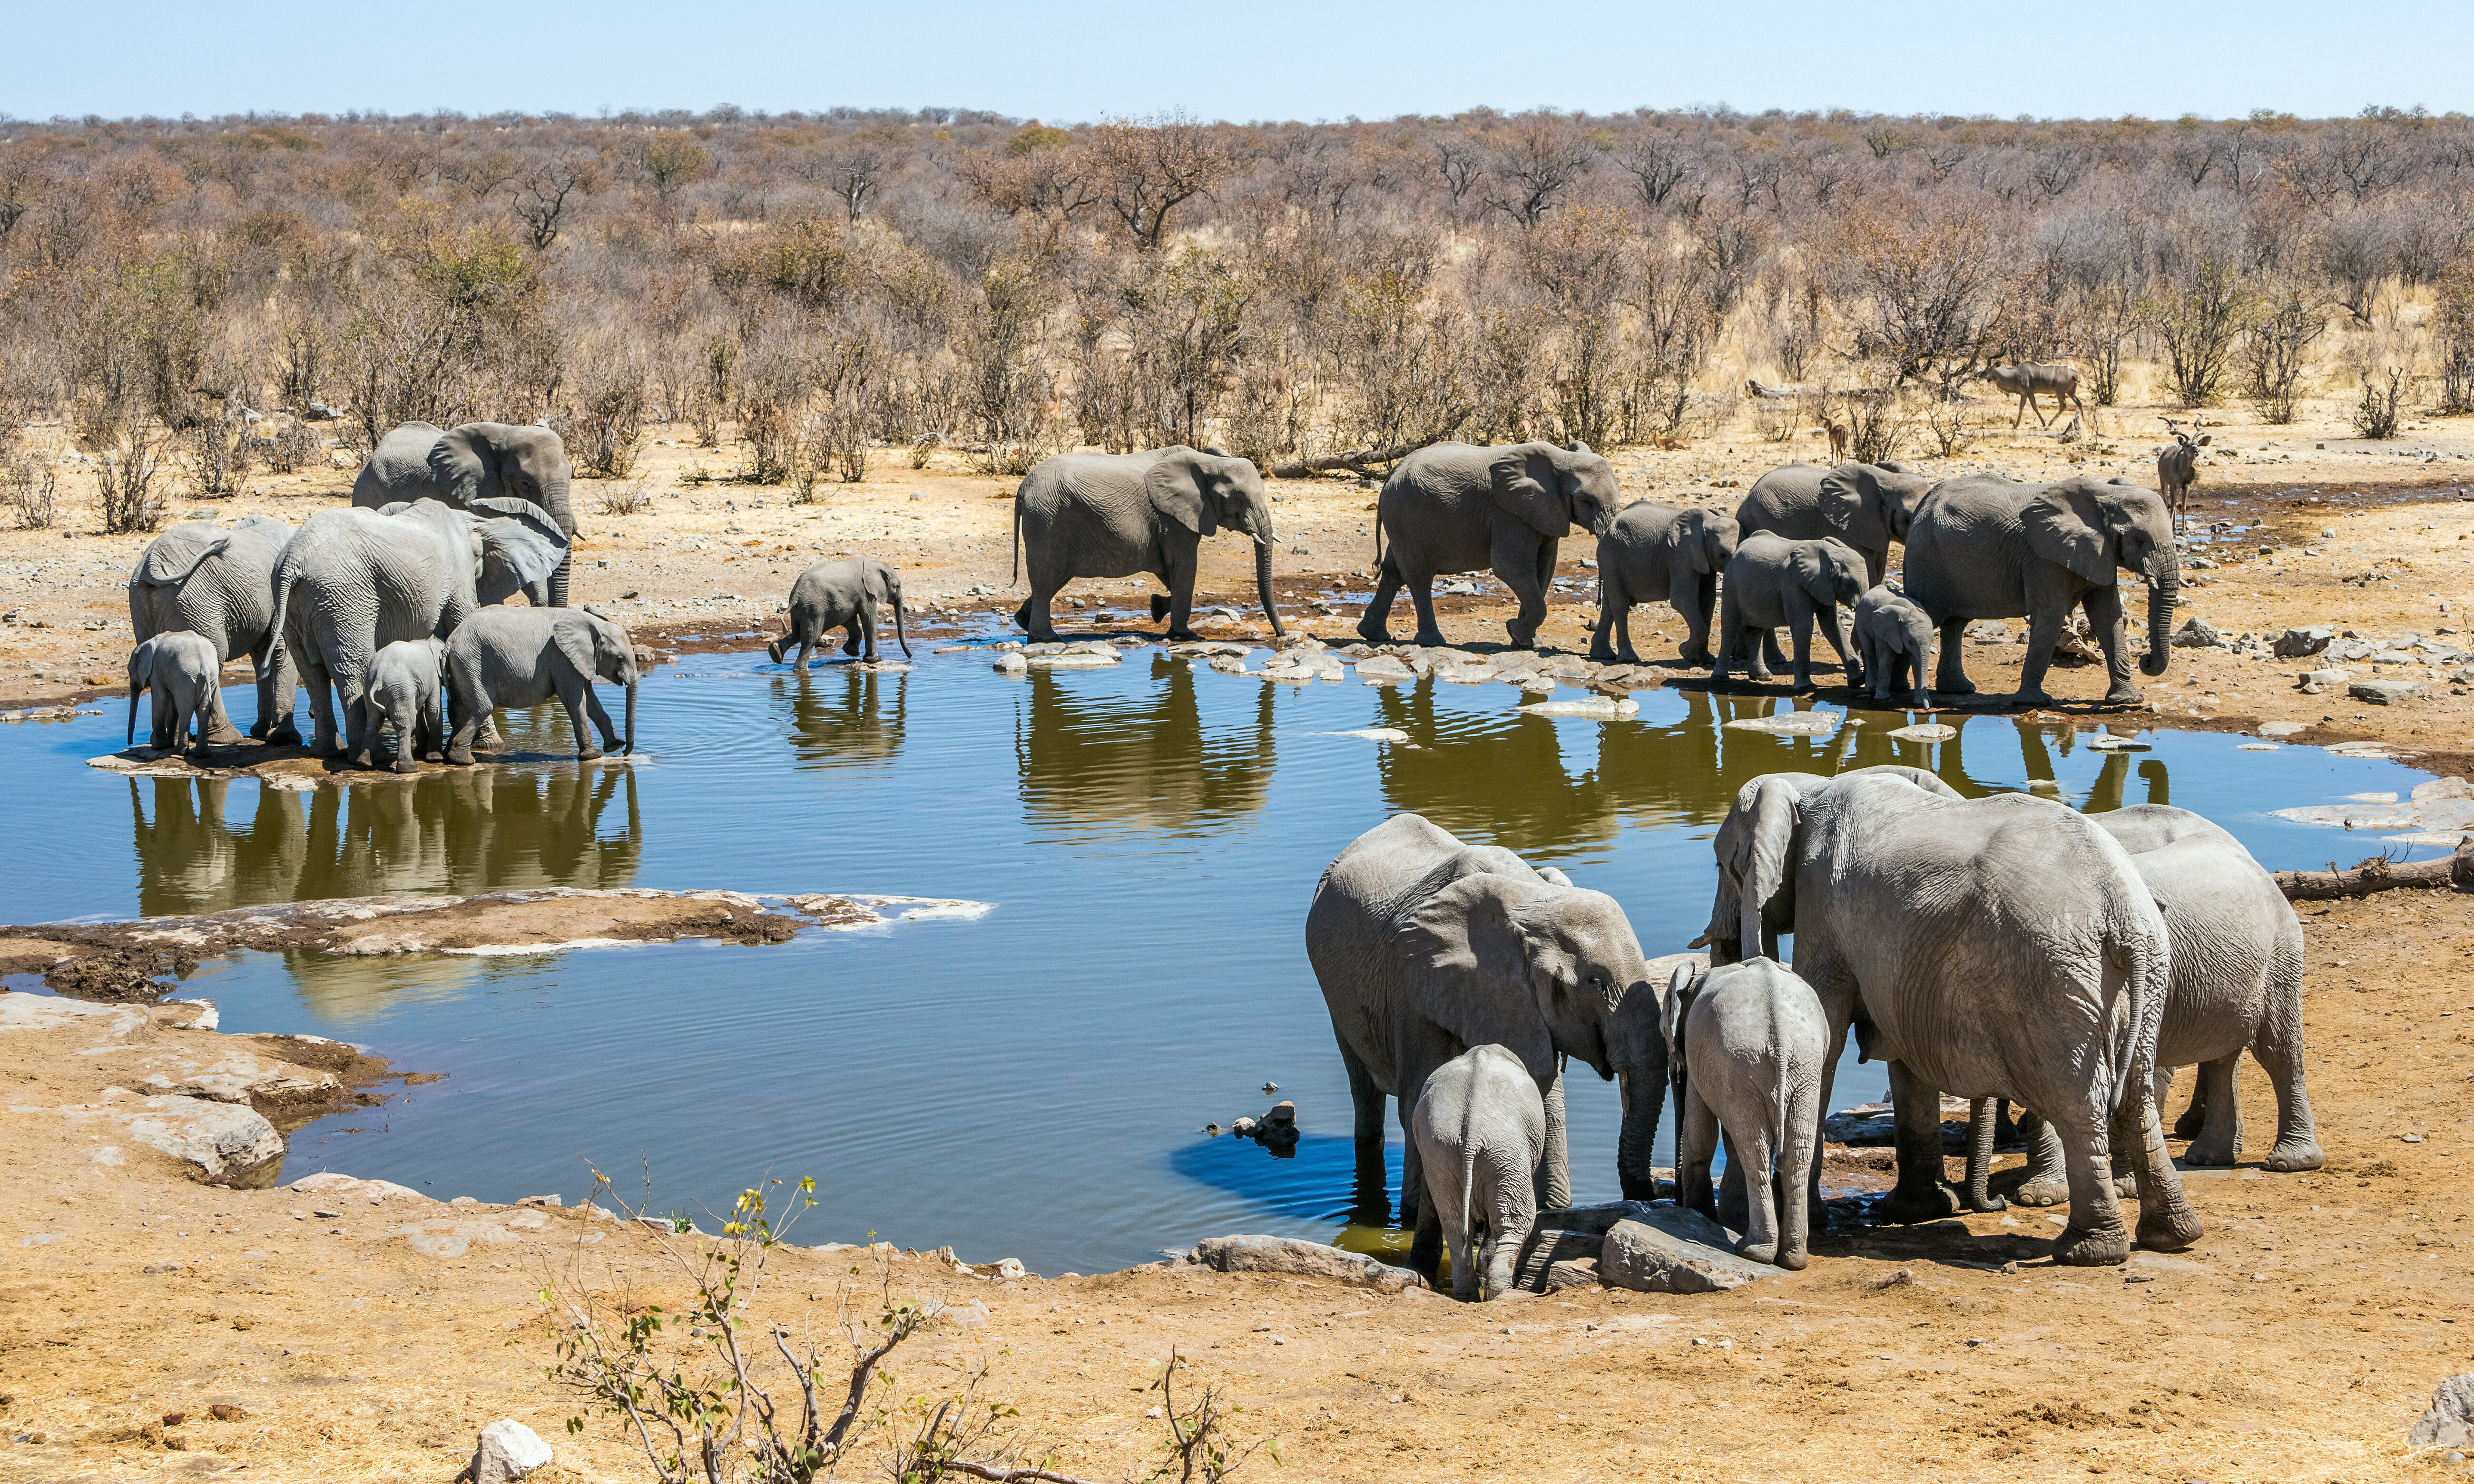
xmin=2276 ymin=838 xmax=2474 ymax=899
xmin=1268 ymin=442 xmax=1426 ymax=479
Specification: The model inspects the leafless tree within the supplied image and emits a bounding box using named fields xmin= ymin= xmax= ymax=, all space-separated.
xmin=1482 ymin=113 xmax=1595 ymax=228
xmin=512 ymin=156 xmax=595 ymax=252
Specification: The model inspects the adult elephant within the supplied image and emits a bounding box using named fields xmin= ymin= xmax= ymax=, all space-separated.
xmin=1306 ymin=813 xmax=1662 ymax=1280
xmin=128 ymin=515 xmax=298 ymax=742
xmin=1903 ymin=473 xmax=2179 ymax=705
xmin=1701 ymin=769 xmax=2198 ymax=1267
xmin=1735 ymin=460 xmax=1933 ymax=589
xmin=1011 ymin=446 xmax=1280 ymax=644
xmin=353 ymin=421 xmax=577 ymax=607
xmin=269 ymin=497 xmax=569 ymax=760
xmin=1588 ymin=500 xmax=1738 ymax=665
xmin=1359 ymin=441 xmax=1620 ymax=649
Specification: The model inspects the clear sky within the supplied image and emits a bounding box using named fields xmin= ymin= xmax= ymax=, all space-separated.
xmin=10 ymin=0 xmax=2468 ymax=124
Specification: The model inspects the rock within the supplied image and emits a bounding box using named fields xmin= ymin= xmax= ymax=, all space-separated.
xmin=2259 ymin=721 xmax=2307 ymax=737
xmin=2350 ymin=679 xmax=2424 ymax=705
xmin=1354 ymin=655 xmax=1414 ymax=683
xmin=1543 ymin=1258 xmax=1602 ymax=1292
xmin=81 ymin=1088 xmax=284 ymax=1187
xmin=1724 ymin=712 xmax=1840 ymax=734
xmin=1519 ymin=696 xmax=1638 ymax=718
xmin=2171 ymin=617 xmax=2222 ymax=648
xmin=988 ymin=1258 xmax=1026 ymax=1279
xmin=1600 ymin=1207 xmax=1767 ymax=1294
xmin=470 ymin=1418 xmax=554 ymax=1484
xmin=2413 ymin=777 xmax=2474 ymax=803
xmin=2298 ymin=668 xmax=2350 ymax=687
xmin=992 ymin=653 xmax=1028 ymax=674
xmin=1188 ymin=1235 xmax=1424 ymax=1292
xmin=2410 ymin=1374 xmax=2474 ymax=1448
xmin=1887 ymin=723 xmax=1957 ymax=742
xmin=1964 ymin=621 xmax=2013 ymax=644
xmin=1324 ymin=728 xmax=1411 ymax=744
xmin=2272 ymin=625 xmax=2334 ymax=658
xmin=1207 ymin=654 xmax=1247 ymax=674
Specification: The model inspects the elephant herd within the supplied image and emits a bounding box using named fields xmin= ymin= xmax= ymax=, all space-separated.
xmin=1309 ymin=771 xmax=2320 ymax=1298
xmin=123 ymin=420 xmax=640 ymax=770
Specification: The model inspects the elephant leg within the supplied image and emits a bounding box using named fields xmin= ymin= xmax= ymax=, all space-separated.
xmin=2080 ymin=585 xmax=2140 ymax=704
xmin=1677 ymin=1084 xmax=1719 ymax=1221
xmin=1932 ymin=617 xmax=1974 ymax=694
xmin=1485 ymin=1183 xmax=1531 ymax=1302
xmin=1759 ymin=627 xmax=1787 ymax=672
xmin=1590 ymin=570 xmax=1627 ymax=663
xmin=1537 ymin=1070 xmax=1571 ymax=1212
xmin=2178 ymin=1055 xmax=2243 ymax=1166
xmin=1357 ymin=556 xmax=1405 ymax=644
xmin=1414 ymin=1178 xmax=1466 ymax=1301
xmin=841 ymin=616 xmax=865 ymax=659
xmin=1020 ymin=574 xmax=1064 ymax=644
xmin=557 ymin=678 xmax=601 ymax=761
xmin=2046 ymin=1100 xmax=2131 ymax=1266
xmin=1964 ymin=1097 xmax=2008 ymax=1212
xmin=1786 ymin=604 xmax=1816 ymax=691
xmin=1777 ymin=1075 xmax=1818 ymax=1269
xmin=149 ymin=686 xmax=176 ymax=751
xmin=2007 ymin=1110 xmax=2071 ymax=1206
xmin=1817 ymin=605 xmax=1856 ymax=682
xmin=2015 ymin=604 xmax=2066 ymax=705
xmin=1336 ymin=1037 xmax=1392 ymax=1226
xmin=1160 ymin=547 xmax=1202 ymax=642
xmin=1404 ymin=575 xmax=1447 ymax=650
xmin=1486 ymin=536 xmax=1549 ymax=649
xmin=1715 ymin=1131 xmax=1751 ymax=1234
xmin=200 ymin=664 xmax=243 ymax=744
xmin=298 ymin=655 xmax=336 ymax=755
xmin=2250 ymin=989 xmax=2325 ymax=1171
xmin=1874 ymin=1060 xmax=1960 ymax=1224
xmin=1689 ymin=573 xmax=1717 ymax=666
xmin=446 ymin=685 xmax=487 ymax=766
xmin=1734 ymin=1126 xmax=1780 ymax=1265
xmin=2119 ymin=1073 xmax=2202 ymax=1254
xmin=581 ymin=685 xmax=621 ymax=755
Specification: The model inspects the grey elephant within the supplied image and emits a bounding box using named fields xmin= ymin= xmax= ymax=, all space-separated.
xmin=1710 ymin=533 xmax=1866 ymax=691
xmin=1902 ymin=473 xmax=2179 ymax=705
xmin=1588 ymin=501 xmax=1738 ymax=665
xmin=1735 ymin=460 xmax=1932 ymax=589
xmin=1409 ymin=1042 xmax=1546 ymax=1301
xmin=1851 ymin=586 xmax=1936 ymax=709
xmin=127 ymin=632 xmax=229 ymax=755
xmin=1663 ymin=957 xmax=1827 ymax=1270
xmin=769 ymin=557 xmax=911 ymax=666
xmin=1011 ymin=446 xmax=1281 ymax=644
xmin=269 ymin=497 xmax=568 ymax=759
xmin=128 ymin=515 xmax=298 ymax=742
xmin=364 ymin=638 xmax=446 ymax=773
xmin=1702 ymin=769 xmax=2197 ymax=1266
xmin=445 ymin=606 xmax=640 ymax=765
xmin=354 ymin=421 xmax=577 ymax=607
xmin=1359 ymin=441 xmax=1620 ymax=650
xmin=1305 ymin=813 xmax=1663 ymax=1281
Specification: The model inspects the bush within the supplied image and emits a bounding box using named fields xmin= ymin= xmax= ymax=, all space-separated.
xmin=96 ymin=422 xmax=169 ymax=534
xmin=2152 ymin=259 xmax=2250 ymax=409
xmin=2438 ymin=267 xmax=2474 ymax=416
xmin=573 ymin=361 xmax=648 ymax=479
xmin=2354 ymin=368 xmax=2405 ymax=439
xmin=1920 ymin=393 xmax=1975 ymax=456
xmin=187 ymin=403 xmax=244 ymax=498
xmin=737 ymin=399 xmax=795 ymax=484
xmin=265 ymin=420 xmax=322 ymax=473
xmin=3 ymin=454 xmax=58 ymax=530
xmin=597 ymin=478 xmax=655 ymax=516
xmin=2240 ymin=289 xmax=2327 ymax=425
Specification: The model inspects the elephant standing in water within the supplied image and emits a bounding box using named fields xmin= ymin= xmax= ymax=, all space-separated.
xmin=1902 ymin=473 xmax=2179 ymax=705
xmin=1011 ymin=447 xmax=1282 ymax=644
xmin=127 ymin=632 xmax=230 ymax=755
xmin=770 ymin=556 xmax=911 ymax=666
xmin=444 ymin=607 xmax=641 ymax=765
xmin=1306 ymin=813 xmax=1665 ymax=1282
xmin=128 ymin=515 xmax=298 ymax=742
xmin=1709 ymin=533 xmax=1867 ymax=692
xmin=1588 ymin=501 xmax=1738 ymax=665
xmin=1735 ymin=461 xmax=1933 ymax=589
xmin=1359 ymin=441 xmax=1620 ymax=649
xmin=354 ymin=421 xmax=578 ymax=607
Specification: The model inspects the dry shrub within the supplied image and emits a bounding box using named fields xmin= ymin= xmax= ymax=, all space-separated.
xmin=3 ymin=453 xmax=58 ymax=530
xmin=572 ymin=360 xmax=648 ymax=479
xmin=2354 ymin=367 xmax=2405 ymax=439
xmin=96 ymin=421 xmax=170 ymax=534
xmin=266 ymin=420 xmax=322 ymax=473
xmin=597 ymin=478 xmax=655 ymax=516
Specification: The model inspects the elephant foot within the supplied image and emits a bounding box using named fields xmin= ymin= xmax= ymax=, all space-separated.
xmin=1412 ymin=628 xmax=1447 ymax=648
xmin=261 ymin=723 xmax=299 ymax=746
xmin=445 ymin=749 xmax=476 ymax=767
xmin=578 ymin=746 xmax=604 ymax=762
xmin=1905 ymin=693 xmax=1931 ymax=711
xmin=2180 ymin=1136 xmax=2239 ymax=1168
xmin=1165 ymin=626 xmax=1201 ymax=642
xmin=2134 ymin=1205 xmax=2203 ymax=1252
xmin=2262 ymin=1139 xmax=2326 ymax=1173
xmin=1790 ymin=676 xmax=1816 ymax=693
xmin=1734 ymin=1238 xmax=1777 ymax=1265
xmin=2010 ymin=688 xmax=2053 ymax=707
xmin=1934 ymin=677 xmax=1976 ymax=696
xmin=1505 ymin=634 xmax=1538 ymax=651
xmin=205 ymin=724 xmax=245 ymax=746
xmin=2009 ymin=1174 xmax=2070 ymax=1208
xmin=2103 ymin=684 xmax=2144 ymax=704
xmin=1965 ymin=1190 xmax=2009 ymax=1214
xmin=2111 ymin=1172 xmax=2138 ymax=1198
xmin=1355 ymin=617 xmax=1392 ymax=644
xmin=2170 ymin=1104 xmax=2206 ymax=1141
xmin=2052 ymin=1223 xmax=2130 ymax=1267
xmin=1872 ymin=1181 xmax=1961 ymax=1225
xmin=1776 ymin=1248 xmax=1809 ymax=1272
xmin=1588 ymin=642 xmax=1616 ymax=663
xmin=392 ymin=759 xmax=419 ymax=774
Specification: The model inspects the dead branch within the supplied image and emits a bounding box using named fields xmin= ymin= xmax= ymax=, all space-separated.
xmin=2275 ymin=838 xmax=2474 ymax=899
xmin=1267 ymin=442 xmax=1424 ymax=479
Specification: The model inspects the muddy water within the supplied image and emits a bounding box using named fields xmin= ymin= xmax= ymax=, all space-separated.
xmin=0 ymin=645 xmax=2446 ymax=1273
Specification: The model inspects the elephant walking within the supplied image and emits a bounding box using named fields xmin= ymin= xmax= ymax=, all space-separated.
xmin=128 ymin=515 xmax=298 ymax=742
xmin=444 ymin=607 xmax=640 ymax=765
xmin=1709 ymin=533 xmax=1866 ymax=692
xmin=770 ymin=557 xmax=911 ymax=666
xmin=1588 ymin=501 xmax=1738 ymax=665
xmin=1735 ymin=460 xmax=1932 ymax=589
xmin=1410 ymin=1043 xmax=1546 ymax=1302
xmin=1358 ymin=441 xmax=1620 ymax=650
xmin=1306 ymin=813 xmax=1664 ymax=1281
xmin=1011 ymin=446 xmax=1281 ymax=644
xmin=1902 ymin=473 xmax=2179 ymax=705
xmin=354 ymin=421 xmax=578 ymax=607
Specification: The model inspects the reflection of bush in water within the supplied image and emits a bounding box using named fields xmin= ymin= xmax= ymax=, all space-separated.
xmin=129 ymin=766 xmax=643 ymax=916
xmin=1018 ymin=659 xmax=1273 ymax=832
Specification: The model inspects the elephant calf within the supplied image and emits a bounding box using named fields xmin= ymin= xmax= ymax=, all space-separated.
xmin=127 ymin=631 xmax=229 ymax=756
xmin=769 ymin=557 xmax=911 ymax=666
xmin=1711 ymin=533 xmax=1866 ymax=692
xmin=1589 ymin=501 xmax=1738 ymax=665
xmin=365 ymin=638 xmax=446 ymax=773
xmin=1665 ymin=958 xmax=1826 ymax=1270
xmin=1851 ymin=586 xmax=1935 ymax=710
xmin=1409 ymin=1043 xmax=1546 ymax=1301
xmin=445 ymin=608 xmax=641 ymax=765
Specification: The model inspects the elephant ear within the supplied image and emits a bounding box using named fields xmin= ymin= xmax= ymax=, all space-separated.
xmin=1144 ymin=450 xmax=1215 ymax=538
xmin=1817 ymin=466 xmax=1867 ymax=535
xmin=1787 ymin=540 xmax=1836 ymax=603
xmin=471 ymin=499 xmax=569 ymax=594
xmin=1667 ymin=509 xmax=1713 ymax=576
xmin=551 ymin=618 xmax=599 ymax=682
xmin=2021 ymin=480 xmax=2115 ymax=585
xmin=1661 ymin=962 xmax=1699 ymax=1087
xmin=1390 ymin=876 xmax=1559 ymax=1082
xmin=1703 ymin=775 xmax=1801 ymax=958
xmin=376 ymin=500 xmax=417 ymax=518
xmin=1490 ymin=446 xmax=1569 ymax=541
xmin=427 ymin=427 xmax=492 ymax=508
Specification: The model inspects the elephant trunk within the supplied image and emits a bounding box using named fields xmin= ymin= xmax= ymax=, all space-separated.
xmin=893 ymin=589 xmax=912 ymax=659
xmin=622 ymin=679 xmax=637 ymax=757
xmin=127 ymin=684 xmax=139 ymax=747
xmin=1616 ymin=1064 xmax=1666 ymax=1201
xmin=1253 ymin=538 xmax=1285 ymax=638
xmin=549 ymin=552 xmax=572 ymax=609
xmin=2140 ymin=561 xmax=2178 ymax=678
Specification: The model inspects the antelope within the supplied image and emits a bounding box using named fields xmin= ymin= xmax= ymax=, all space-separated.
xmin=2158 ymin=418 xmax=2211 ymax=532
xmin=1821 ymin=411 xmax=1849 ymax=460
xmin=1985 ymin=362 xmax=2087 ymax=429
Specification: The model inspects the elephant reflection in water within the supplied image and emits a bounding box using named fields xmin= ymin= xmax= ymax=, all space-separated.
xmin=778 ymin=665 xmax=908 ymax=770
xmin=1369 ymin=684 xmax=1617 ymax=852
xmin=129 ymin=765 xmax=642 ymax=916
xmin=1018 ymin=658 xmax=1273 ymax=831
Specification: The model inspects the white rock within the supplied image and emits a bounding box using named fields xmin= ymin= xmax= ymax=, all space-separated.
xmin=2409 ymin=1374 xmax=2474 ymax=1449
xmin=471 ymin=1418 xmax=554 ymax=1484
xmin=1520 ymin=697 xmax=1640 ymax=718
xmin=81 ymin=1088 xmax=284 ymax=1186
xmin=1724 ymin=712 xmax=1839 ymax=734
xmin=1322 ymin=729 xmax=1412 ymax=744
xmin=1886 ymin=724 xmax=1957 ymax=742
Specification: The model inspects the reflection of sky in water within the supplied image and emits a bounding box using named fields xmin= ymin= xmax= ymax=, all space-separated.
xmin=0 ymin=651 xmax=2442 ymax=1273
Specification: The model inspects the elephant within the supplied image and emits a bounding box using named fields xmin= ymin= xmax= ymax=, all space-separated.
xmin=768 ymin=556 xmax=911 ymax=666
xmin=364 ymin=638 xmax=447 ymax=773
xmin=444 ymin=606 xmax=640 ymax=765
xmin=1902 ymin=473 xmax=2179 ymax=705
xmin=1663 ymin=957 xmax=1827 ymax=1270
xmin=127 ymin=632 xmax=229 ymax=755
xmin=1700 ymin=768 xmax=2197 ymax=1266
xmin=1964 ymin=803 xmax=2320 ymax=1209
xmin=1735 ymin=461 xmax=1933 ymax=589
xmin=353 ymin=421 xmax=577 ymax=607
xmin=1851 ymin=586 xmax=1936 ymax=710
xmin=1588 ymin=501 xmax=1738 ymax=665
xmin=1710 ymin=533 xmax=1867 ymax=692
xmin=269 ymin=496 xmax=569 ymax=760
xmin=1011 ymin=446 xmax=1281 ymax=644
xmin=1409 ymin=1042 xmax=1547 ymax=1301
xmin=128 ymin=515 xmax=297 ymax=742
xmin=1305 ymin=812 xmax=1662 ymax=1281
xmin=1358 ymin=441 xmax=1620 ymax=650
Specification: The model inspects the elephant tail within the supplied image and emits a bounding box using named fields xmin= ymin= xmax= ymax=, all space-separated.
xmin=264 ymin=547 xmax=301 ymax=690
xmin=2116 ymin=915 xmax=2170 ymax=1119
xmin=1459 ymin=1142 xmax=1478 ymax=1256
xmin=1371 ymin=503 xmax=1385 ymax=568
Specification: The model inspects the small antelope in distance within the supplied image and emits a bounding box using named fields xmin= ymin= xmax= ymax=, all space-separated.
xmin=2158 ymin=418 xmax=2212 ymax=532
xmin=1985 ymin=362 xmax=2087 ymax=429
xmin=1821 ymin=411 xmax=1850 ymax=460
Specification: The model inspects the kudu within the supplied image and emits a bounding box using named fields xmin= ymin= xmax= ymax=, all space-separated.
xmin=1986 ymin=363 xmax=2087 ymax=429
xmin=2157 ymin=419 xmax=2211 ymax=532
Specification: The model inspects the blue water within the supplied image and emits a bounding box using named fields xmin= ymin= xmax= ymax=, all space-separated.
xmin=0 ymin=647 xmax=2439 ymax=1271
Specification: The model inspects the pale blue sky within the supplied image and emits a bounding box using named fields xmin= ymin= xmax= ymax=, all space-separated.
xmin=10 ymin=0 xmax=2467 ymax=124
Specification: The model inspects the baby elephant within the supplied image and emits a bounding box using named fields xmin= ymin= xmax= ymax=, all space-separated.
xmin=1589 ymin=501 xmax=1739 ymax=665
xmin=1410 ymin=1044 xmax=1546 ymax=1302
xmin=769 ymin=557 xmax=912 ymax=667
xmin=364 ymin=638 xmax=446 ymax=772
xmin=1711 ymin=533 xmax=1866 ymax=691
xmin=126 ymin=631 xmax=230 ymax=755
xmin=445 ymin=607 xmax=641 ymax=765
xmin=1665 ymin=958 xmax=1827 ymax=1269
xmin=1851 ymin=586 xmax=1936 ymax=709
